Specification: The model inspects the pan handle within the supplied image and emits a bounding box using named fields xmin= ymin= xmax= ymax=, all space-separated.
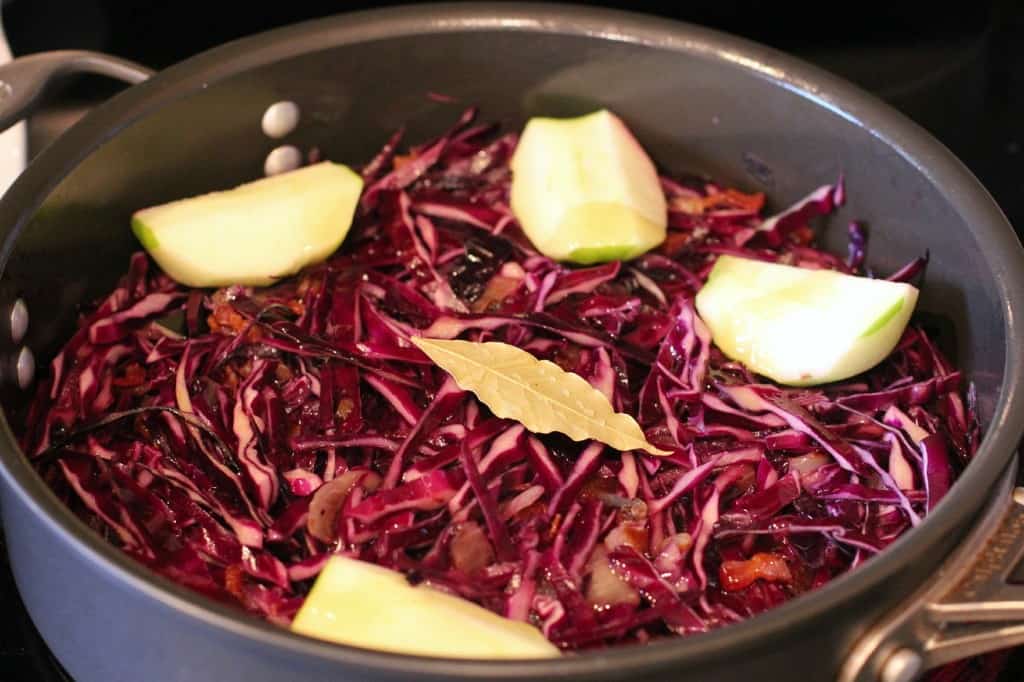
xmin=0 ymin=50 xmax=153 ymax=134
xmin=840 ymin=456 xmax=1024 ymax=682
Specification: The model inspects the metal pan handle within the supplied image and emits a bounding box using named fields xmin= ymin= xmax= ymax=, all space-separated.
xmin=841 ymin=456 xmax=1024 ymax=682
xmin=0 ymin=50 xmax=153 ymax=134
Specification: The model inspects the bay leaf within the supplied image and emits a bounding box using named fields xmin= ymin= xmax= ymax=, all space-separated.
xmin=411 ymin=337 xmax=669 ymax=456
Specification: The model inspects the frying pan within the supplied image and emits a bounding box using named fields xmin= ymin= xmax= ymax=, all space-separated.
xmin=0 ymin=4 xmax=1022 ymax=681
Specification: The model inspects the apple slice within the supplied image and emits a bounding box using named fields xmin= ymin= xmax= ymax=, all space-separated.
xmin=510 ymin=109 xmax=666 ymax=264
xmin=132 ymin=161 xmax=363 ymax=287
xmin=291 ymin=556 xmax=559 ymax=659
xmin=695 ymin=255 xmax=918 ymax=386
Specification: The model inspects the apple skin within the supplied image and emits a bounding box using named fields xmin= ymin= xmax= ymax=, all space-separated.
xmin=291 ymin=556 xmax=559 ymax=659
xmin=695 ymin=255 xmax=919 ymax=386
xmin=510 ymin=110 xmax=667 ymax=263
xmin=132 ymin=162 xmax=363 ymax=288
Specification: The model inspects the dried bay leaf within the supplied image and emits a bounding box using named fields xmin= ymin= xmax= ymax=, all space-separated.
xmin=411 ymin=337 xmax=669 ymax=456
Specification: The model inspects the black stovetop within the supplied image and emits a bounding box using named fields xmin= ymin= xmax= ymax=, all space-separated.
xmin=1 ymin=1 xmax=1023 ymax=681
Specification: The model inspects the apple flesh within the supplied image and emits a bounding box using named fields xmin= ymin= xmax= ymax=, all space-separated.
xmin=510 ymin=109 xmax=667 ymax=263
xmin=132 ymin=161 xmax=363 ymax=287
xmin=291 ymin=556 xmax=560 ymax=659
xmin=695 ymin=255 xmax=919 ymax=386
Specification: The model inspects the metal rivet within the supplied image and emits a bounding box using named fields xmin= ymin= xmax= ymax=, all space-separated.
xmin=9 ymin=298 xmax=27 ymax=344
xmin=1013 ymin=487 xmax=1024 ymax=506
xmin=881 ymin=648 xmax=924 ymax=682
xmin=15 ymin=345 xmax=33 ymax=390
xmin=261 ymin=100 xmax=300 ymax=139
xmin=264 ymin=145 xmax=302 ymax=177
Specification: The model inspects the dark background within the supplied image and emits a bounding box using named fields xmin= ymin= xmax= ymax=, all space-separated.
xmin=0 ymin=1 xmax=1022 ymax=680
xmin=0 ymin=0 xmax=1000 ymax=61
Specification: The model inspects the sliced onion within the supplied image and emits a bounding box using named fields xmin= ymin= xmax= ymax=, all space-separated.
xmin=788 ymin=451 xmax=830 ymax=475
xmin=471 ymin=275 xmax=522 ymax=313
xmin=450 ymin=521 xmax=495 ymax=574
xmin=585 ymin=546 xmax=640 ymax=607
xmin=654 ymin=532 xmax=694 ymax=578
xmin=306 ymin=469 xmax=381 ymax=543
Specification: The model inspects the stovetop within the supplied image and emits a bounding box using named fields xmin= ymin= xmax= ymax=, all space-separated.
xmin=1 ymin=1 xmax=1022 ymax=681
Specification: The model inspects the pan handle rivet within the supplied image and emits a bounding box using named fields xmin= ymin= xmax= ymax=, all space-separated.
xmin=14 ymin=345 xmax=33 ymax=390
xmin=881 ymin=648 xmax=923 ymax=682
xmin=9 ymin=298 xmax=27 ymax=344
xmin=261 ymin=100 xmax=300 ymax=139
xmin=264 ymin=145 xmax=302 ymax=177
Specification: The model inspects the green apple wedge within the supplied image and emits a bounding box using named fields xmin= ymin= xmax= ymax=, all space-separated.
xmin=510 ymin=109 xmax=667 ymax=264
xmin=291 ymin=555 xmax=559 ymax=659
xmin=695 ymin=255 xmax=919 ymax=386
xmin=132 ymin=161 xmax=363 ymax=287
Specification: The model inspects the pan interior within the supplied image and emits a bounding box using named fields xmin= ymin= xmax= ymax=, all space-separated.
xmin=0 ymin=18 xmax=1013 ymax=679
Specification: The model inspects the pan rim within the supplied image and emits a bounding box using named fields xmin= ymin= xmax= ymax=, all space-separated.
xmin=0 ymin=2 xmax=1021 ymax=677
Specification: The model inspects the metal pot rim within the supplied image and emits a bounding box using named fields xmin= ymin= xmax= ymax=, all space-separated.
xmin=0 ymin=2 xmax=1022 ymax=677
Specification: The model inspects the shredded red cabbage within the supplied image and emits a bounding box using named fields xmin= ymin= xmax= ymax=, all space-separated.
xmin=23 ymin=108 xmax=979 ymax=650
